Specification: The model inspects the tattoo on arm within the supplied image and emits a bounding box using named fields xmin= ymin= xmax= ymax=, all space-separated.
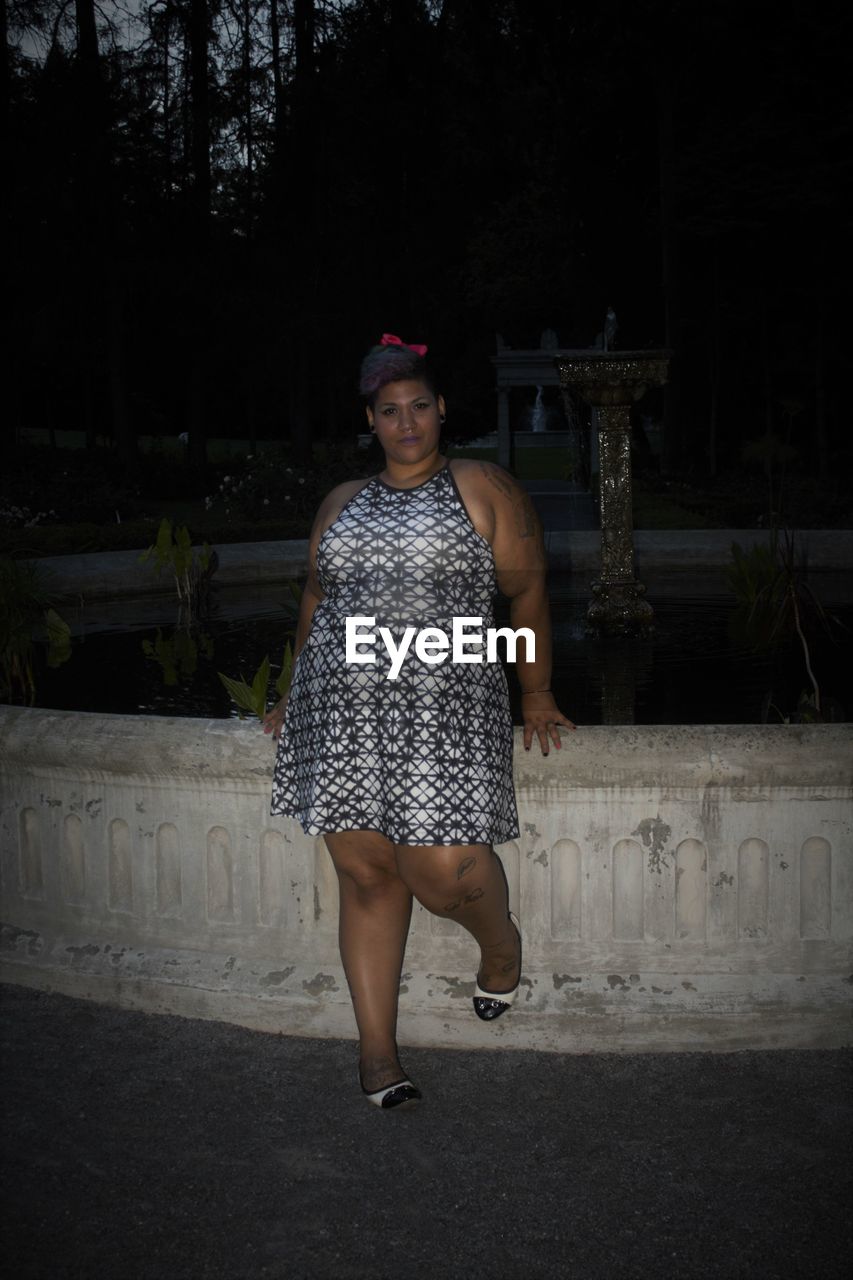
xmin=479 ymin=463 xmax=514 ymax=499
xmin=514 ymin=491 xmax=538 ymax=539
xmin=457 ymin=856 xmax=476 ymax=879
xmin=479 ymin=463 xmax=545 ymax=556
xmin=514 ymin=492 xmax=547 ymax=566
xmin=463 ymin=887 xmax=484 ymax=904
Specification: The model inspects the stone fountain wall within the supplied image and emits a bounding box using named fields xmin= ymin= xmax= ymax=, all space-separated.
xmin=1 ymin=707 xmax=851 ymax=1052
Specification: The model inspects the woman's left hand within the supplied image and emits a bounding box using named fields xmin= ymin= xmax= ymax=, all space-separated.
xmin=521 ymin=692 xmax=576 ymax=755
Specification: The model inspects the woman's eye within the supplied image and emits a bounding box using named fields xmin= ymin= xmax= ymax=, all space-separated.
xmin=414 ymin=402 xmax=429 ymax=411
xmin=382 ymin=407 xmax=396 ymax=415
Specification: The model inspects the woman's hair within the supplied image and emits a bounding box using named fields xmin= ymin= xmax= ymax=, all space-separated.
xmin=359 ymin=339 xmax=439 ymax=406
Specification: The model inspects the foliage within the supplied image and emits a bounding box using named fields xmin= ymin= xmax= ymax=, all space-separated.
xmin=218 ymin=644 xmax=294 ymax=720
xmin=218 ymin=578 xmax=301 ymax=720
xmin=204 ymin=444 xmax=372 ymax=525
xmin=0 ymin=445 xmax=222 ymax=540
xmin=142 ymin=627 xmax=215 ymax=687
xmin=0 ymin=447 xmax=132 ymax=526
xmin=726 ymin=540 xmax=781 ymax=648
xmin=0 ymin=501 xmax=59 ymax=529
xmin=5 ymin=0 xmax=852 ymax=484
xmin=726 ymin=532 xmax=846 ymax=720
xmin=139 ymin=518 xmax=218 ymax=619
xmin=0 ymin=556 xmax=71 ymax=703
xmin=741 ymin=431 xmax=800 ymax=529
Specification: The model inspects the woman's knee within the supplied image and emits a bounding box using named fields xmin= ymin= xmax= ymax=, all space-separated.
xmin=324 ymin=830 xmax=402 ymax=896
xmin=396 ymin=844 xmax=492 ymax=911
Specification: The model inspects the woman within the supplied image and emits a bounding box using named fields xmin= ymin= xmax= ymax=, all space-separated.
xmin=263 ymin=334 xmax=575 ymax=1108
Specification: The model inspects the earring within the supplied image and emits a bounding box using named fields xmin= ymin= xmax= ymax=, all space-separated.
xmin=440 ymin=415 xmax=446 ymax=424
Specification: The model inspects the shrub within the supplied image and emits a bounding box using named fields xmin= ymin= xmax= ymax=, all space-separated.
xmin=204 ymin=442 xmax=372 ymax=526
xmin=0 ymin=557 xmax=71 ymax=702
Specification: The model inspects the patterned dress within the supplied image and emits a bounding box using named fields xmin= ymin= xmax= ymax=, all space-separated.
xmin=270 ymin=462 xmax=519 ymax=846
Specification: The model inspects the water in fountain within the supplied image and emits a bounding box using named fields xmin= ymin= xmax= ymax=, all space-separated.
xmin=25 ymin=577 xmax=853 ymax=725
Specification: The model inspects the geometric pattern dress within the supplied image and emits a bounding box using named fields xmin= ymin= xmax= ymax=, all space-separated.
xmin=270 ymin=462 xmax=520 ymax=846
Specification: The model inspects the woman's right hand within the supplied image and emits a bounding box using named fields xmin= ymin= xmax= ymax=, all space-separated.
xmin=262 ymin=695 xmax=288 ymax=742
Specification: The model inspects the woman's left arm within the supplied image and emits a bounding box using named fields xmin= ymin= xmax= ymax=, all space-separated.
xmin=478 ymin=463 xmax=577 ymax=755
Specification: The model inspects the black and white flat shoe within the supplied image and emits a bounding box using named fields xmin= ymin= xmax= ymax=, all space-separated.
xmin=473 ymin=912 xmax=522 ymax=1021
xmin=360 ymin=1075 xmax=422 ymax=1110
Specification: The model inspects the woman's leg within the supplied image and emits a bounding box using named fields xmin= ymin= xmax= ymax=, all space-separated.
xmin=323 ymin=830 xmax=414 ymax=1091
xmin=394 ymin=844 xmax=520 ymax=993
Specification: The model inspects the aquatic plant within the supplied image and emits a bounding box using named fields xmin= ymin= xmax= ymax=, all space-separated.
xmin=727 ymin=531 xmax=846 ymax=720
xmin=139 ymin=518 xmax=218 ymax=621
xmin=0 ymin=556 xmax=71 ymax=703
xmin=218 ymin=645 xmax=294 ymax=721
xmin=217 ymin=580 xmax=301 ymax=721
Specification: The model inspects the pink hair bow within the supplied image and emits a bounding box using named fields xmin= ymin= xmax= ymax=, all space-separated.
xmin=380 ymin=333 xmax=428 ymax=357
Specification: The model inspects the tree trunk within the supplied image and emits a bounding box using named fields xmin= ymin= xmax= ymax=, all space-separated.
xmin=761 ymin=294 xmax=775 ymax=518
xmin=188 ymin=0 xmax=210 ymax=243
xmin=289 ymin=0 xmax=316 ymax=464
xmin=187 ymin=0 xmax=210 ymax=469
xmin=82 ymin=368 xmax=96 ymax=451
xmin=270 ymin=0 xmax=284 ymax=130
xmin=815 ymin=278 xmax=828 ymax=483
xmin=162 ymin=1 xmax=173 ymax=207
xmin=243 ymin=0 xmax=253 ymax=242
xmin=74 ymin=0 xmax=136 ymax=467
xmin=44 ymin=385 xmax=57 ymax=451
xmin=657 ymin=76 xmax=681 ymax=475
xmin=0 ymin=0 xmax=10 ymax=149
xmin=707 ymin=249 xmax=720 ymax=479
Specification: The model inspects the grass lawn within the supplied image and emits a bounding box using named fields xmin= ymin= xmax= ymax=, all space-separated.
xmin=448 ymin=445 xmax=577 ymax=481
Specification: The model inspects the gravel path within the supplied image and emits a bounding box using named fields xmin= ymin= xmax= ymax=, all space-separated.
xmin=2 ymin=982 xmax=851 ymax=1279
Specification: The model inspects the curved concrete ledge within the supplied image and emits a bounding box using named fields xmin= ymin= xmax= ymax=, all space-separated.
xmin=37 ymin=529 xmax=853 ymax=600
xmin=2 ymin=707 xmax=852 ymax=1052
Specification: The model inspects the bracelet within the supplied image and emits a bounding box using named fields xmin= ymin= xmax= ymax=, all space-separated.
xmin=521 ymin=688 xmax=551 ymax=695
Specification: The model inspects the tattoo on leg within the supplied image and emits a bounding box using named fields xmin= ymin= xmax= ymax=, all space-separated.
xmin=463 ymin=887 xmax=484 ymax=904
xmin=457 ymin=856 xmax=476 ymax=880
xmin=360 ymin=1053 xmax=402 ymax=1090
xmin=362 ymin=1053 xmax=398 ymax=1077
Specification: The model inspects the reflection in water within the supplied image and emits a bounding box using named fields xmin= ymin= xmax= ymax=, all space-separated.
xmin=587 ymin=636 xmax=656 ymax=726
xmin=142 ymin=627 xmax=215 ymax=687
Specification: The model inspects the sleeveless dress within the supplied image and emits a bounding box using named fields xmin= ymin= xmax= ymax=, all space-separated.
xmin=270 ymin=462 xmax=520 ymax=846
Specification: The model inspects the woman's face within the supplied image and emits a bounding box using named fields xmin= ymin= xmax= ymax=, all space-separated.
xmin=366 ymin=379 xmax=446 ymax=468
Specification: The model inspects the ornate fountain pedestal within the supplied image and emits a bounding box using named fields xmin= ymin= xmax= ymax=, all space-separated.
xmin=555 ymin=351 xmax=671 ymax=636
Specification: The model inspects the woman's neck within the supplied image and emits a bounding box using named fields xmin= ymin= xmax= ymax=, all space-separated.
xmin=380 ymin=452 xmax=447 ymax=490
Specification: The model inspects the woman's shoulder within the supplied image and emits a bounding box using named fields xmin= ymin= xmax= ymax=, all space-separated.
xmin=449 ymin=457 xmax=523 ymax=504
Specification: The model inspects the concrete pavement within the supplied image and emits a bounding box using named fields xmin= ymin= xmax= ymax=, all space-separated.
xmin=2 ymin=981 xmax=850 ymax=1280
